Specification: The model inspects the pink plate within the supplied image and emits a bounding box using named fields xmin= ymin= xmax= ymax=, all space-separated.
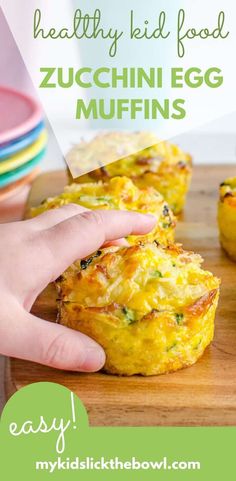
xmin=0 ymin=86 xmax=43 ymax=144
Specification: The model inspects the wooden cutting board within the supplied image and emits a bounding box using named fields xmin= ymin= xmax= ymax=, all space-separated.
xmin=5 ymin=166 xmax=236 ymax=426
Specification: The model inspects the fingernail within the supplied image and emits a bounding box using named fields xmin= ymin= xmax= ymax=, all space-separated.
xmin=79 ymin=344 xmax=106 ymax=372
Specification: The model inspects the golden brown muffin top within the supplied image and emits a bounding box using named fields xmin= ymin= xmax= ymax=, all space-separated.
xmin=220 ymin=177 xmax=236 ymax=205
xmin=57 ymin=242 xmax=220 ymax=324
xmin=67 ymin=131 xmax=192 ymax=178
xmin=30 ymin=176 xmax=176 ymax=245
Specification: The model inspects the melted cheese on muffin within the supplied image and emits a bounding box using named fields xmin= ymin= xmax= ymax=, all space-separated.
xmin=30 ymin=176 xmax=176 ymax=246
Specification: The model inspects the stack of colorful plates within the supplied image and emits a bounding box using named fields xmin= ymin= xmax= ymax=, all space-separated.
xmin=0 ymin=86 xmax=47 ymax=201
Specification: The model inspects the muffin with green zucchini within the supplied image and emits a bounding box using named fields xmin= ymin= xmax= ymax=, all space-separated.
xmin=30 ymin=176 xmax=176 ymax=246
xmin=218 ymin=177 xmax=236 ymax=261
xmin=67 ymin=132 xmax=192 ymax=214
xmin=57 ymin=242 xmax=220 ymax=376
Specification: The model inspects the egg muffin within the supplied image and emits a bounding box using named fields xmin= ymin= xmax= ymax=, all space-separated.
xmin=67 ymin=132 xmax=192 ymax=214
xmin=218 ymin=177 xmax=236 ymax=261
xmin=56 ymin=243 xmax=220 ymax=376
xmin=29 ymin=176 xmax=176 ymax=246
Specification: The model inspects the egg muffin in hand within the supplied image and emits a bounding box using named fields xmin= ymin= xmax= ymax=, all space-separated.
xmin=218 ymin=177 xmax=236 ymax=261
xmin=30 ymin=176 xmax=176 ymax=246
xmin=57 ymin=243 xmax=220 ymax=376
xmin=67 ymin=132 xmax=192 ymax=214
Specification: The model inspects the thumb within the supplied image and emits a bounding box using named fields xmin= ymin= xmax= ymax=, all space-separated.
xmin=2 ymin=308 xmax=105 ymax=372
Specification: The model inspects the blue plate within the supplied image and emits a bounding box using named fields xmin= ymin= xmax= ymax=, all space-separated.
xmin=0 ymin=147 xmax=46 ymax=188
xmin=0 ymin=121 xmax=45 ymax=160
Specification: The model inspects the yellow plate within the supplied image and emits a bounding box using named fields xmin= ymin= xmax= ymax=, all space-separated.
xmin=0 ymin=130 xmax=47 ymax=175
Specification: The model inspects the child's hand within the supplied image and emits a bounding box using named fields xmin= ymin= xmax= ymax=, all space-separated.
xmin=0 ymin=205 xmax=155 ymax=372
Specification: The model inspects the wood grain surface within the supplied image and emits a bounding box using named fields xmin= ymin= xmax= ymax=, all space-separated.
xmin=5 ymin=165 xmax=236 ymax=426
